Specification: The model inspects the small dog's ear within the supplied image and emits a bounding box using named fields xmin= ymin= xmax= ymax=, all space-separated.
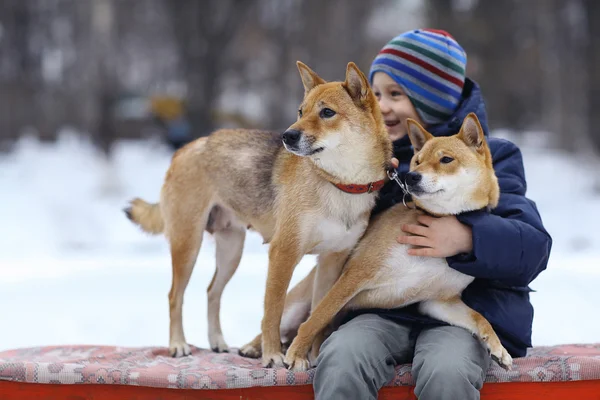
xmin=459 ymin=113 xmax=485 ymax=150
xmin=297 ymin=61 xmax=326 ymax=94
xmin=406 ymin=118 xmax=433 ymax=153
xmin=344 ymin=62 xmax=369 ymax=102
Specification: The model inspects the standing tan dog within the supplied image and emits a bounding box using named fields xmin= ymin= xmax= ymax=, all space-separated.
xmin=283 ymin=113 xmax=513 ymax=371
xmin=125 ymin=61 xmax=392 ymax=367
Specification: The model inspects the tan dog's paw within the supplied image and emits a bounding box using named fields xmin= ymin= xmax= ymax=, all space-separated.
xmin=284 ymin=341 xmax=311 ymax=372
xmin=209 ymin=334 xmax=229 ymax=353
xmin=238 ymin=334 xmax=262 ymax=358
xmin=169 ymin=341 xmax=191 ymax=358
xmin=262 ymin=352 xmax=286 ymax=368
xmin=482 ymin=334 xmax=513 ymax=370
xmin=491 ymin=346 xmax=513 ymax=371
xmin=285 ymin=354 xmax=310 ymax=372
xmin=239 ymin=339 xmax=262 ymax=358
xmin=239 ymin=343 xmax=261 ymax=358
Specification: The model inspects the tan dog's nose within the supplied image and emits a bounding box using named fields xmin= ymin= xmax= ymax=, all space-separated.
xmin=405 ymin=172 xmax=422 ymax=186
xmin=282 ymin=129 xmax=302 ymax=146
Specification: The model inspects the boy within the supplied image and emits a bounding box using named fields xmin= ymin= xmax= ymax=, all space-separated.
xmin=313 ymin=29 xmax=552 ymax=400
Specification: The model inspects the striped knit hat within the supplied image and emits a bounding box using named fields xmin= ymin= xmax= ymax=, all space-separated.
xmin=369 ymin=29 xmax=467 ymax=125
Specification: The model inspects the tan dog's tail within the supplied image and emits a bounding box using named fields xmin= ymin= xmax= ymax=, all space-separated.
xmin=124 ymin=198 xmax=164 ymax=234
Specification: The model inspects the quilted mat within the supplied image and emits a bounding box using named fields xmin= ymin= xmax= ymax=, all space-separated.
xmin=1 ymin=343 xmax=599 ymax=390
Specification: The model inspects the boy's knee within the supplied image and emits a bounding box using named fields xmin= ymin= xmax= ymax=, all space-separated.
xmin=413 ymin=353 xmax=486 ymax=394
xmin=317 ymin=314 xmax=410 ymax=366
xmin=314 ymin=315 xmax=409 ymax=400
xmin=317 ymin=323 xmax=379 ymax=368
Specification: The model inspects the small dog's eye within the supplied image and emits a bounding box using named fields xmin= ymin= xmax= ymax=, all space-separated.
xmin=298 ymin=109 xmax=303 ymax=117
xmin=440 ymin=156 xmax=454 ymax=164
xmin=320 ymin=108 xmax=336 ymax=118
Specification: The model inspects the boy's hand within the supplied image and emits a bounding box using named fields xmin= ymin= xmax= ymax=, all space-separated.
xmin=397 ymin=215 xmax=473 ymax=258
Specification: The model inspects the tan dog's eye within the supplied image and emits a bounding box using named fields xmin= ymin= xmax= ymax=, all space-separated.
xmin=298 ymin=108 xmax=303 ymax=117
xmin=440 ymin=156 xmax=454 ymax=164
xmin=320 ymin=108 xmax=336 ymax=118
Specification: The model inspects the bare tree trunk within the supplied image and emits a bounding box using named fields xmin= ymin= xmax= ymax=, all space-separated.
xmin=90 ymin=0 xmax=118 ymax=156
xmin=267 ymin=2 xmax=296 ymax=131
xmin=427 ymin=0 xmax=541 ymax=132
xmin=0 ymin=0 xmax=39 ymax=142
xmin=166 ymin=0 xmax=258 ymax=137
xmin=538 ymin=0 xmax=590 ymax=152
xmin=586 ymin=0 xmax=600 ymax=154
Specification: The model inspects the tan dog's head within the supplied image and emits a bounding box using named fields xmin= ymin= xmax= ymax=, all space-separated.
xmin=404 ymin=113 xmax=499 ymax=215
xmin=283 ymin=61 xmax=391 ymax=181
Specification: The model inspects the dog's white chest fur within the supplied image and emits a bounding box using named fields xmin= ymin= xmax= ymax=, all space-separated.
xmin=304 ymin=185 xmax=374 ymax=254
xmin=308 ymin=217 xmax=368 ymax=254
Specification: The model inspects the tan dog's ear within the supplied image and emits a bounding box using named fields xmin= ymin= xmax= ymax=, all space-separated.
xmin=406 ymin=118 xmax=433 ymax=153
xmin=297 ymin=61 xmax=326 ymax=94
xmin=343 ymin=62 xmax=369 ymax=102
xmin=459 ymin=113 xmax=485 ymax=151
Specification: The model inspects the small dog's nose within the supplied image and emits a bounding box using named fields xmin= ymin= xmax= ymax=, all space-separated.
xmin=282 ymin=129 xmax=302 ymax=145
xmin=405 ymin=172 xmax=422 ymax=186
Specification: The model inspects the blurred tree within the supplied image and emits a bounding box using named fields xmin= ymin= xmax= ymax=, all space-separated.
xmin=585 ymin=0 xmax=600 ymax=153
xmin=0 ymin=0 xmax=37 ymax=143
xmin=426 ymin=0 xmax=598 ymax=155
xmin=90 ymin=0 xmax=118 ymax=155
xmin=0 ymin=0 xmax=597 ymax=157
xmin=165 ymin=0 xmax=259 ymax=137
xmin=538 ymin=0 xmax=594 ymax=153
xmin=426 ymin=0 xmax=540 ymax=131
xmin=245 ymin=0 xmax=373 ymax=130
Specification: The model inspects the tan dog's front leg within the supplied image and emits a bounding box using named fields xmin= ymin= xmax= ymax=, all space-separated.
xmin=311 ymin=251 xmax=352 ymax=312
xmin=261 ymin=240 xmax=302 ymax=368
xmin=285 ymin=264 xmax=370 ymax=371
xmin=307 ymin=251 xmax=351 ymax=362
xmin=240 ymin=266 xmax=315 ymax=359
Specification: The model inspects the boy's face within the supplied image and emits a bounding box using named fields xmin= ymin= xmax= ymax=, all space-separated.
xmin=372 ymin=72 xmax=425 ymax=141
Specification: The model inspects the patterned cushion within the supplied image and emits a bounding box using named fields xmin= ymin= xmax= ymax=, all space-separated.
xmin=1 ymin=344 xmax=599 ymax=390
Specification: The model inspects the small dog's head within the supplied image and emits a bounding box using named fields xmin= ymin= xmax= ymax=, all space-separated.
xmin=405 ymin=113 xmax=499 ymax=215
xmin=282 ymin=61 xmax=390 ymax=172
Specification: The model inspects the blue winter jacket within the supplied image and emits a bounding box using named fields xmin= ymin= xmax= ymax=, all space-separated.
xmin=362 ymin=78 xmax=552 ymax=358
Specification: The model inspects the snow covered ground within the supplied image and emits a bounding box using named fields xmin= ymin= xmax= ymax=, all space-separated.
xmin=1 ymin=130 xmax=599 ymax=352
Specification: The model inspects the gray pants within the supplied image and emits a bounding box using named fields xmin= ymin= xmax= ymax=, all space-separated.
xmin=313 ymin=314 xmax=491 ymax=400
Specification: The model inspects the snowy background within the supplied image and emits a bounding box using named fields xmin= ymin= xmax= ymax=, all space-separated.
xmin=1 ymin=130 xmax=599 ymax=353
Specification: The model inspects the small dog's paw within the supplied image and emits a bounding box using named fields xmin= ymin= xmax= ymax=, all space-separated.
xmin=209 ymin=335 xmax=229 ymax=353
xmin=169 ymin=341 xmax=191 ymax=358
xmin=239 ymin=343 xmax=261 ymax=359
xmin=285 ymin=354 xmax=310 ymax=372
xmin=482 ymin=334 xmax=512 ymax=370
xmin=262 ymin=352 xmax=286 ymax=368
xmin=492 ymin=347 xmax=513 ymax=371
xmin=284 ymin=341 xmax=311 ymax=371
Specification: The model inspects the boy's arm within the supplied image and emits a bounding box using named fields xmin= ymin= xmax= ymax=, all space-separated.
xmin=446 ymin=139 xmax=552 ymax=287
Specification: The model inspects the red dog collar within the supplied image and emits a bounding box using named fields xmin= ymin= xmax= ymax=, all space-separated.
xmin=334 ymin=179 xmax=386 ymax=194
